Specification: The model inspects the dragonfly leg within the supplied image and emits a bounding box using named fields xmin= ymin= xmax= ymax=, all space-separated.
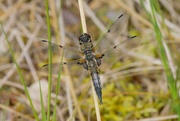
xmin=82 ymin=62 xmax=88 ymax=70
xmin=96 ymin=58 xmax=101 ymax=66
xmin=95 ymin=54 xmax=104 ymax=66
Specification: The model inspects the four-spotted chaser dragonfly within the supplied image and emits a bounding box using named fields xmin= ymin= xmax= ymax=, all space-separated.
xmin=41 ymin=13 xmax=141 ymax=104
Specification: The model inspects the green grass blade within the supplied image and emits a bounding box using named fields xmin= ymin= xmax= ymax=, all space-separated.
xmin=52 ymin=4 xmax=65 ymax=120
xmin=0 ymin=23 xmax=39 ymax=120
xmin=141 ymin=0 xmax=180 ymax=120
xmin=39 ymin=80 xmax=46 ymax=120
xmin=44 ymin=0 xmax=53 ymax=120
xmin=1 ymin=101 xmax=9 ymax=121
xmin=52 ymin=50 xmax=64 ymax=121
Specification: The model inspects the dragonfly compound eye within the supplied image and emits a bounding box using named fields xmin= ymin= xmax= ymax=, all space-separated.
xmin=79 ymin=33 xmax=91 ymax=43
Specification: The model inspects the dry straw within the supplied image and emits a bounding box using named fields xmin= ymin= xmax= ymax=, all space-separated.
xmin=78 ymin=0 xmax=101 ymax=120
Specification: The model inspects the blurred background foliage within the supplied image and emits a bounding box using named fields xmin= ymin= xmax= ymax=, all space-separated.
xmin=0 ymin=0 xmax=180 ymax=120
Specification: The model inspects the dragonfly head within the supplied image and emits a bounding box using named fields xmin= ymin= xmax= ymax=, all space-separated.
xmin=79 ymin=33 xmax=91 ymax=45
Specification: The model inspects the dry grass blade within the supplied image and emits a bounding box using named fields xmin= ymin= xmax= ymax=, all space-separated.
xmin=0 ymin=103 xmax=35 ymax=121
xmin=78 ymin=0 xmax=101 ymax=121
xmin=1 ymin=0 xmax=180 ymax=120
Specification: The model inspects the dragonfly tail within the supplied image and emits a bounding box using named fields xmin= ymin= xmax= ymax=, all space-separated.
xmin=99 ymin=98 xmax=103 ymax=104
xmin=95 ymin=87 xmax=103 ymax=104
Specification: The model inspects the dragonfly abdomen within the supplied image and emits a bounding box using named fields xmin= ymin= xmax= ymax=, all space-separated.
xmin=90 ymin=72 xmax=103 ymax=104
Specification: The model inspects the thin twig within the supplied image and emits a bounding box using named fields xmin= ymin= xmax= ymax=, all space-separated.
xmin=78 ymin=0 xmax=87 ymax=33
xmin=0 ymin=24 xmax=41 ymax=88
xmin=0 ymin=103 xmax=35 ymax=121
xmin=14 ymin=29 xmax=39 ymax=82
xmin=78 ymin=0 xmax=101 ymax=121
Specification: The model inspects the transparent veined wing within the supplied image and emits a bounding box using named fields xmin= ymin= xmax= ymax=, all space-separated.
xmin=95 ymin=36 xmax=142 ymax=71
xmin=40 ymin=58 xmax=87 ymax=76
xmin=93 ymin=13 xmax=129 ymax=53
xmin=41 ymin=40 xmax=83 ymax=60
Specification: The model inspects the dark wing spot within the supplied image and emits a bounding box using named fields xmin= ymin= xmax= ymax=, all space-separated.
xmin=114 ymin=46 xmax=117 ymax=49
xmin=108 ymin=29 xmax=110 ymax=33
xmin=63 ymin=62 xmax=67 ymax=65
xmin=118 ymin=14 xmax=123 ymax=18
xmin=42 ymin=64 xmax=48 ymax=67
xmin=42 ymin=40 xmax=48 ymax=42
xmin=59 ymin=45 xmax=63 ymax=48
xmin=77 ymin=62 xmax=80 ymax=64
xmin=131 ymin=36 xmax=137 ymax=39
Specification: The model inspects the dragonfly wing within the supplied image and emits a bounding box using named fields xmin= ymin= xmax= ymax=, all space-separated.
xmin=41 ymin=40 xmax=83 ymax=60
xmin=93 ymin=13 xmax=129 ymax=53
xmin=95 ymin=36 xmax=142 ymax=71
xmin=40 ymin=58 xmax=87 ymax=75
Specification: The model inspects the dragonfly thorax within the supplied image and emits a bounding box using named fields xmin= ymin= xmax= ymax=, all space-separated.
xmin=80 ymin=42 xmax=93 ymax=51
xmin=85 ymin=51 xmax=94 ymax=61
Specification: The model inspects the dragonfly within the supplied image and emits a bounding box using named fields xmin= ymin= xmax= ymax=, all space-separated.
xmin=41 ymin=13 xmax=141 ymax=104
